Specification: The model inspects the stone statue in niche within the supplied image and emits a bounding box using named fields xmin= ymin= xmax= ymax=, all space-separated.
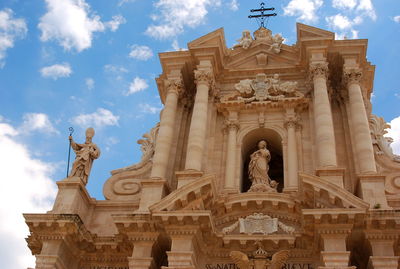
xmin=69 ymin=127 xmax=100 ymax=185
xmin=248 ymin=140 xmax=278 ymax=192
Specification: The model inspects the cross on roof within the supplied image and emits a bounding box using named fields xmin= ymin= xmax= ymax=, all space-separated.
xmin=248 ymin=2 xmax=277 ymax=28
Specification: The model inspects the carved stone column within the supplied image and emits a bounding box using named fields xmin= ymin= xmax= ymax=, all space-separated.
xmin=317 ymin=224 xmax=353 ymax=269
xmin=184 ymin=67 xmax=214 ymax=171
xmin=343 ymin=68 xmax=376 ymax=174
xmin=224 ymin=111 xmax=239 ymax=192
xmin=151 ymin=77 xmax=183 ymax=180
xmin=284 ymin=108 xmax=299 ymax=192
xmin=366 ymin=231 xmax=399 ymax=269
xmin=309 ymin=62 xmax=338 ymax=168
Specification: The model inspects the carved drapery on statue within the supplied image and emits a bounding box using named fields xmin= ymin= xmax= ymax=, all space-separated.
xmin=221 ymin=73 xmax=304 ymax=103
xmin=69 ymin=127 xmax=100 ymax=185
xmin=248 ymin=140 xmax=278 ymax=192
xmin=233 ymin=27 xmax=284 ymax=54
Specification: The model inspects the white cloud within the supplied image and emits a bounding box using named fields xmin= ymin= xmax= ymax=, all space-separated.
xmin=393 ymin=16 xmax=400 ymax=23
xmin=20 ymin=113 xmax=59 ymax=135
xmin=171 ymin=39 xmax=184 ymax=51
xmin=326 ymin=14 xmax=361 ymax=38
xmin=85 ymin=77 xmax=94 ymax=90
xmin=332 ymin=0 xmax=357 ymax=10
xmin=0 ymin=118 xmax=57 ymax=269
xmin=71 ymin=108 xmax=119 ymax=128
xmin=126 ymin=77 xmax=148 ymax=95
xmin=139 ymin=103 xmax=162 ymax=114
xmin=283 ymin=0 xmax=323 ymax=23
xmin=145 ymin=0 xmax=221 ymax=39
xmin=0 ymin=8 xmax=27 ymax=68
xmin=38 ymin=0 xmax=124 ymax=52
xmin=104 ymin=64 xmax=128 ymax=73
xmin=105 ymin=15 xmax=126 ymax=32
xmin=40 ymin=63 xmax=72 ymax=79
xmin=118 ymin=0 xmax=136 ymax=6
xmin=129 ymin=45 xmax=153 ymax=60
xmin=356 ymin=0 xmax=376 ymax=20
xmin=229 ymin=0 xmax=239 ymax=11
xmin=385 ymin=116 xmax=400 ymax=155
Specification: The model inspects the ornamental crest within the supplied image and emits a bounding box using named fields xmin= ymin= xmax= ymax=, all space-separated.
xmin=222 ymin=213 xmax=295 ymax=235
xmin=221 ymin=73 xmax=304 ymax=103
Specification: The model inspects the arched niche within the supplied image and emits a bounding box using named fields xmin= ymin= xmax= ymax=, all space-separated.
xmin=239 ymin=127 xmax=284 ymax=193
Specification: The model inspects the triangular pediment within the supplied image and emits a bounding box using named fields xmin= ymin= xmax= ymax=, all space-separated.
xmin=188 ymin=28 xmax=227 ymax=50
xmin=297 ymin=23 xmax=335 ymax=41
xmin=226 ymin=44 xmax=299 ymax=70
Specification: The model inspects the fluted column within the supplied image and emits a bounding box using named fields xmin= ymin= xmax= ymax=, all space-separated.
xmin=344 ymin=69 xmax=376 ymax=174
xmin=224 ymin=114 xmax=239 ymax=192
xmin=284 ymin=110 xmax=299 ymax=192
xmin=151 ymin=78 xmax=183 ymax=179
xmin=184 ymin=69 xmax=213 ymax=171
xmin=309 ymin=62 xmax=337 ymax=168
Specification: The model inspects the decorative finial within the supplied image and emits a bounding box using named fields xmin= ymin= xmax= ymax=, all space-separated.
xmin=248 ymin=2 xmax=277 ymax=28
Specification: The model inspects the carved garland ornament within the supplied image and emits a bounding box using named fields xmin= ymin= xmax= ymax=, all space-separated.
xmin=221 ymin=73 xmax=304 ymax=103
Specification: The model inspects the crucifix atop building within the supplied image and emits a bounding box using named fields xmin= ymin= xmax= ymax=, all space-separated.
xmin=248 ymin=2 xmax=277 ymax=28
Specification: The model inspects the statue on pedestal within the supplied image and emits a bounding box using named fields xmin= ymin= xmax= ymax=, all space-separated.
xmin=248 ymin=140 xmax=277 ymax=192
xmin=69 ymin=127 xmax=100 ymax=185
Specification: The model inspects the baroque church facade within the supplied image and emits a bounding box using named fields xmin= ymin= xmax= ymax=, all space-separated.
xmin=25 ymin=23 xmax=400 ymax=269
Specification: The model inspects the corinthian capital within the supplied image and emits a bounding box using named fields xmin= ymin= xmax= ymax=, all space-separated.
xmin=223 ymin=119 xmax=240 ymax=132
xmin=309 ymin=62 xmax=329 ymax=79
xmin=343 ymin=68 xmax=362 ymax=86
xmin=194 ymin=69 xmax=214 ymax=86
xmin=165 ymin=77 xmax=184 ymax=96
xmin=284 ymin=114 xmax=301 ymax=130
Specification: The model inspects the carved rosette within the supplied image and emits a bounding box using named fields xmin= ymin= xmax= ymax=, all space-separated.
xmin=309 ymin=62 xmax=329 ymax=80
xmin=194 ymin=69 xmax=214 ymax=87
xmin=165 ymin=77 xmax=184 ymax=96
xmin=343 ymin=69 xmax=362 ymax=86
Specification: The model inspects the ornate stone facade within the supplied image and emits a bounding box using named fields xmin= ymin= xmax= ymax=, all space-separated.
xmin=25 ymin=24 xmax=400 ymax=269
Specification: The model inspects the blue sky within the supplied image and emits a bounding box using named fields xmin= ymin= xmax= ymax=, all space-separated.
xmin=0 ymin=0 xmax=399 ymax=268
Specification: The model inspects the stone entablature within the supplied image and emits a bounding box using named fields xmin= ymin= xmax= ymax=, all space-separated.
xmin=25 ymin=23 xmax=400 ymax=269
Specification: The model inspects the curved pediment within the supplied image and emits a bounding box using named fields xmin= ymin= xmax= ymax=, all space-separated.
xmin=300 ymin=173 xmax=369 ymax=209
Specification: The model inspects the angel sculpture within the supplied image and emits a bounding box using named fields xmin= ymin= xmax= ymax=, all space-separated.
xmin=230 ymin=249 xmax=289 ymax=269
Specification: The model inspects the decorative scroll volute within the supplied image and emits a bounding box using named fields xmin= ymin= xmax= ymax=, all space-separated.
xmin=165 ymin=77 xmax=184 ymax=96
xmin=343 ymin=68 xmax=363 ymax=86
xmin=309 ymin=62 xmax=329 ymax=79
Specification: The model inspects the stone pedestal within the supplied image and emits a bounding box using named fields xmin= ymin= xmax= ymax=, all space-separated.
xmin=128 ymin=241 xmax=155 ymax=269
xmin=357 ymin=174 xmax=389 ymax=209
xmin=175 ymin=170 xmax=204 ymax=189
xmin=137 ymin=179 xmax=167 ymax=212
xmin=369 ymin=256 xmax=399 ymax=269
xmin=51 ymin=177 xmax=92 ymax=222
xmin=166 ymin=231 xmax=197 ymax=269
xmin=316 ymin=167 xmax=345 ymax=188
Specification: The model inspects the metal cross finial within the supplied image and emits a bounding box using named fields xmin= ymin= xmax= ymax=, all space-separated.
xmin=248 ymin=2 xmax=277 ymax=28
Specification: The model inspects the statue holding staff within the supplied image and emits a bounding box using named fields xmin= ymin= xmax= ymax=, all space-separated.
xmin=69 ymin=127 xmax=100 ymax=185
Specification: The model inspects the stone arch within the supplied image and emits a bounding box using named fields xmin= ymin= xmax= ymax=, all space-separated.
xmin=238 ymin=126 xmax=285 ymax=192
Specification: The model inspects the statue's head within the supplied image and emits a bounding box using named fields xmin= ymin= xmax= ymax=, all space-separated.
xmin=85 ymin=127 xmax=95 ymax=143
xmin=258 ymin=140 xmax=267 ymax=149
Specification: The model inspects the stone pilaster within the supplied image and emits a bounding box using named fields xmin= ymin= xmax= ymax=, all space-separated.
xmin=284 ymin=108 xmax=300 ymax=193
xmin=309 ymin=62 xmax=338 ymax=168
xmin=223 ymin=111 xmax=240 ymax=193
xmin=184 ymin=66 xmax=214 ymax=171
xmin=366 ymin=231 xmax=399 ymax=269
xmin=343 ymin=68 xmax=376 ymax=174
xmin=151 ymin=77 xmax=183 ymax=180
xmin=165 ymin=228 xmax=198 ymax=269
xmin=317 ymin=224 xmax=353 ymax=269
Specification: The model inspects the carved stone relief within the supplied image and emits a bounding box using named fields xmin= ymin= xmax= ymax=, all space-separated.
xmin=370 ymin=115 xmax=400 ymax=163
xmin=233 ymin=27 xmax=284 ymax=53
xmin=221 ymin=74 xmax=304 ymax=103
xmin=222 ymin=213 xmax=295 ymax=235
